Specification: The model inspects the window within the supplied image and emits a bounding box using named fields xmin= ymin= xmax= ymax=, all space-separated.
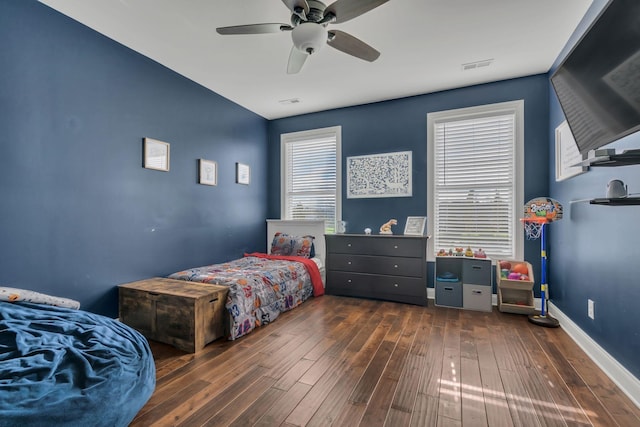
xmin=281 ymin=126 xmax=341 ymax=233
xmin=427 ymin=101 xmax=524 ymax=261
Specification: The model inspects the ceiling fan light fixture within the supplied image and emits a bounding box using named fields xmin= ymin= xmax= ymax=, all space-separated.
xmin=291 ymin=22 xmax=326 ymax=55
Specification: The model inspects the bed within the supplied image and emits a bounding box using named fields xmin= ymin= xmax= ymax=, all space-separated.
xmin=168 ymin=219 xmax=326 ymax=340
xmin=0 ymin=290 xmax=155 ymax=427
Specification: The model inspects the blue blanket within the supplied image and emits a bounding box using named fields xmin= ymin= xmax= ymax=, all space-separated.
xmin=0 ymin=302 xmax=155 ymax=427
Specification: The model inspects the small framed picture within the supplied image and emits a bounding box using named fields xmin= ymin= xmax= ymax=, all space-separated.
xmin=198 ymin=159 xmax=217 ymax=186
xmin=143 ymin=138 xmax=170 ymax=171
xmin=236 ymin=162 xmax=250 ymax=185
xmin=555 ymin=120 xmax=587 ymax=181
xmin=404 ymin=216 xmax=427 ymax=235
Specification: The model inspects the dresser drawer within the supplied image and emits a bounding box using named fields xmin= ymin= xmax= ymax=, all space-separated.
xmin=327 ymin=271 xmax=425 ymax=298
xmin=462 ymin=258 xmax=492 ymax=285
xmin=326 ymin=235 xmax=425 ymax=258
xmin=328 ymin=254 xmax=423 ymax=277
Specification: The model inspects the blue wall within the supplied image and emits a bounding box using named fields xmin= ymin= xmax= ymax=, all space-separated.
xmin=0 ymin=1 xmax=268 ymax=317
xmin=268 ymin=76 xmax=550 ymax=296
xmin=548 ymin=0 xmax=640 ymax=380
xmin=3 ymin=0 xmax=637 ymax=383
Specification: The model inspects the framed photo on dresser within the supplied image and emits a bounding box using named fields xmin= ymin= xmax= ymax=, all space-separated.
xmin=404 ymin=216 xmax=427 ymax=236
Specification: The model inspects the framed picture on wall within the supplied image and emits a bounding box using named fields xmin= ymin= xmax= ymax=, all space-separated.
xmin=404 ymin=216 xmax=427 ymax=235
xmin=143 ymin=138 xmax=170 ymax=171
xmin=555 ymin=121 xmax=587 ymax=181
xmin=198 ymin=159 xmax=217 ymax=186
xmin=346 ymin=151 xmax=412 ymax=198
xmin=236 ymin=162 xmax=250 ymax=185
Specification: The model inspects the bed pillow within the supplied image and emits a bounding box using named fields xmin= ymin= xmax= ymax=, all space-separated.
xmin=0 ymin=286 xmax=81 ymax=309
xmin=270 ymin=232 xmax=315 ymax=258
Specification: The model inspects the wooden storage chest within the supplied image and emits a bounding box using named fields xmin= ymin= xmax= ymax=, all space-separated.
xmin=118 ymin=277 xmax=228 ymax=352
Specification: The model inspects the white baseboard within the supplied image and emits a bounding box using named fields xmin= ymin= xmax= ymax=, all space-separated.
xmin=548 ymin=302 xmax=640 ymax=409
xmin=426 ymin=290 xmax=639 ymax=408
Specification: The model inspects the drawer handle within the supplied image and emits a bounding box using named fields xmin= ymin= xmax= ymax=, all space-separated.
xmin=444 ymin=287 xmax=453 ymax=291
xmin=394 ymin=264 xmax=398 ymax=268
xmin=472 ymin=265 xmax=482 ymax=270
xmin=347 ymin=243 xmax=352 ymax=247
xmin=348 ymin=261 xmax=352 ymax=265
xmin=209 ymin=298 xmax=219 ymax=303
xmin=472 ymin=290 xmax=482 ymax=295
xmin=394 ymin=245 xmax=398 ymax=249
xmin=394 ymin=283 xmax=398 ymax=287
xmin=148 ymin=292 xmax=160 ymax=296
xmin=347 ymin=279 xmax=352 ymax=283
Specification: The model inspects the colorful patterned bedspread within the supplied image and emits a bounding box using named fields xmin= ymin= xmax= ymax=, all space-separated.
xmin=168 ymin=255 xmax=322 ymax=340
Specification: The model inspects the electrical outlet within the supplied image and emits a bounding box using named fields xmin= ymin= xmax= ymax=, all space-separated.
xmin=588 ymin=299 xmax=595 ymax=319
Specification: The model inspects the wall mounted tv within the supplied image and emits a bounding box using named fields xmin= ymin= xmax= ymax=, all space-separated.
xmin=550 ymin=0 xmax=640 ymax=157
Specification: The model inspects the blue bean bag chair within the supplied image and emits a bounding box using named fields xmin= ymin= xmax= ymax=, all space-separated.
xmin=0 ymin=301 xmax=155 ymax=427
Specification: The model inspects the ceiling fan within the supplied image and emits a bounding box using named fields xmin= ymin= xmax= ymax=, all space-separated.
xmin=216 ymin=0 xmax=389 ymax=74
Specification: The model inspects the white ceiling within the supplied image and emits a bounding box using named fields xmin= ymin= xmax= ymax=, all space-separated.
xmin=39 ymin=0 xmax=592 ymax=120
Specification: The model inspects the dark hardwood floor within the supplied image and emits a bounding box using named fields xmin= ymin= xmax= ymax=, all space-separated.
xmin=131 ymin=295 xmax=640 ymax=426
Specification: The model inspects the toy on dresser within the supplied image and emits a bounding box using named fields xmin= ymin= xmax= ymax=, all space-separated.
xmin=379 ymin=219 xmax=397 ymax=235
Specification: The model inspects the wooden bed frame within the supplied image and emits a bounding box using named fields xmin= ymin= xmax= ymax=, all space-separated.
xmin=266 ymin=219 xmax=326 ymax=266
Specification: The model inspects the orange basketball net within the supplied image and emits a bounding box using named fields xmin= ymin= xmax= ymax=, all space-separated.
xmin=521 ymin=217 xmax=547 ymax=240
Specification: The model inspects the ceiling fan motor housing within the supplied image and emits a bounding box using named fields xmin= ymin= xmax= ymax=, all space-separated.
xmin=291 ymin=22 xmax=327 ymax=54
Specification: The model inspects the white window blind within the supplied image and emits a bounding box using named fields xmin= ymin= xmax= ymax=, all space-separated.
xmin=281 ymin=127 xmax=341 ymax=233
xmin=428 ymin=101 xmax=524 ymax=261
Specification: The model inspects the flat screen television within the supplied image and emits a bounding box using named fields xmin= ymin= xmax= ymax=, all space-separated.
xmin=550 ymin=0 xmax=640 ymax=158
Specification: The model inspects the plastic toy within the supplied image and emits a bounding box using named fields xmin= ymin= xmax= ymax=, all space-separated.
xmin=474 ymin=248 xmax=487 ymax=258
xmin=522 ymin=196 xmax=564 ymax=327
xmin=379 ymin=219 xmax=397 ymax=235
xmin=511 ymin=263 xmax=528 ymax=275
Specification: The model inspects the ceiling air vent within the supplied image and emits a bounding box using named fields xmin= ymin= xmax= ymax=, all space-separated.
xmin=278 ymin=98 xmax=301 ymax=105
xmin=462 ymin=59 xmax=494 ymax=71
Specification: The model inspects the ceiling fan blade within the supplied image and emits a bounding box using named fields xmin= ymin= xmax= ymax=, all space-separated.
xmin=327 ymin=30 xmax=380 ymax=62
xmin=325 ymin=0 xmax=389 ymax=23
xmin=216 ymin=23 xmax=292 ymax=35
xmin=287 ymin=46 xmax=308 ymax=74
xmin=281 ymin=0 xmax=309 ymax=15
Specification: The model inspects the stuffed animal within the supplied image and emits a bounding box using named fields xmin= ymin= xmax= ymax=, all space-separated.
xmin=379 ymin=219 xmax=397 ymax=234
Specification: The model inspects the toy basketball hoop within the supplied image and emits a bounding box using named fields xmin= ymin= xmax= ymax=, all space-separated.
xmin=522 ymin=197 xmax=563 ymax=328
xmin=521 ymin=217 xmax=547 ymax=240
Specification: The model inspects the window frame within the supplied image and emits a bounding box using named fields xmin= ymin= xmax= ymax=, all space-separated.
xmin=426 ymin=100 xmax=525 ymax=262
xmin=280 ymin=126 xmax=342 ymax=233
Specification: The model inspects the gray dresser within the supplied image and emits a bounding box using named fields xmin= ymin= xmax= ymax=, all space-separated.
xmin=325 ymin=234 xmax=428 ymax=306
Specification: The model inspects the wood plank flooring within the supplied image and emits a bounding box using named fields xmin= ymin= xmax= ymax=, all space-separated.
xmin=131 ymin=295 xmax=640 ymax=426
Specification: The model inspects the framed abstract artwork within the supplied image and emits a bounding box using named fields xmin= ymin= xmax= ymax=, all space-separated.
xmin=346 ymin=151 xmax=412 ymax=198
